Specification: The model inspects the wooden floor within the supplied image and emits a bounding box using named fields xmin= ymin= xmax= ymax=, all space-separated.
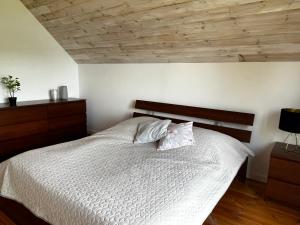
xmin=0 ymin=211 xmax=15 ymax=225
xmin=0 ymin=180 xmax=299 ymax=225
xmin=204 ymin=180 xmax=300 ymax=225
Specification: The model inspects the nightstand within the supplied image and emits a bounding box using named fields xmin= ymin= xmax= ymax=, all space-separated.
xmin=265 ymin=142 xmax=300 ymax=207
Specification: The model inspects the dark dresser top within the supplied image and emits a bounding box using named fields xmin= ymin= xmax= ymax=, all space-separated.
xmin=0 ymin=98 xmax=85 ymax=111
xmin=272 ymin=142 xmax=300 ymax=163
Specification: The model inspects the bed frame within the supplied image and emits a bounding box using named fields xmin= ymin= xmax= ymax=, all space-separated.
xmin=133 ymin=100 xmax=255 ymax=182
xmin=0 ymin=100 xmax=255 ymax=225
xmin=133 ymin=100 xmax=255 ymax=143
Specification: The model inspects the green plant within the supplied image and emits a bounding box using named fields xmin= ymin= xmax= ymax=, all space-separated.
xmin=1 ymin=75 xmax=21 ymax=98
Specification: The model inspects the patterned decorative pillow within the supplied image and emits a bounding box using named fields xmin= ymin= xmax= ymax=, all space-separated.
xmin=134 ymin=119 xmax=172 ymax=144
xmin=157 ymin=122 xmax=195 ymax=151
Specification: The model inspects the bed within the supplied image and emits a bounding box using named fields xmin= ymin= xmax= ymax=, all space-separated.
xmin=0 ymin=100 xmax=255 ymax=225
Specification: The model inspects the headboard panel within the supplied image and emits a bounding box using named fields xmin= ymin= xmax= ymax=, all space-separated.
xmin=135 ymin=100 xmax=254 ymax=125
xmin=133 ymin=100 xmax=255 ymax=143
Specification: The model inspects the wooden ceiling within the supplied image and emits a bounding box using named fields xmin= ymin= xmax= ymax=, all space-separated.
xmin=21 ymin=0 xmax=300 ymax=63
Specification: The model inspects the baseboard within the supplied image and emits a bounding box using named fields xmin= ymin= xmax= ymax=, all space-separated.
xmin=247 ymin=173 xmax=267 ymax=183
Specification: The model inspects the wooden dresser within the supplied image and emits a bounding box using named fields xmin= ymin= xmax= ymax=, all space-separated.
xmin=0 ymin=98 xmax=87 ymax=161
xmin=265 ymin=142 xmax=300 ymax=207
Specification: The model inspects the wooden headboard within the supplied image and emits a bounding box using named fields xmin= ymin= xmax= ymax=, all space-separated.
xmin=133 ymin=100 xmax=255 ymax=143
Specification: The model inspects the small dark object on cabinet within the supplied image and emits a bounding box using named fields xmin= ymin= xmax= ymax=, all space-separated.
xmin=8 ymin=97 xmax=17 ymax=106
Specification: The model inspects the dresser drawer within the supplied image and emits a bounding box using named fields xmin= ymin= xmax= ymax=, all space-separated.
xmin=266 ymin=178 xmax=300 ymax=207
xmin=269 ymin=158 xmax=300 ymax=185
xmin=48 ymin=125 xmax=87 ymax=145
xmin=47 ymin=101 xmax=86 ymax=118
xmin=0 ymin=106 xmax=47 ymax=126
xmin=0 ymin=134 xmax=49 ymax=160
xmin=48 ymin=114 xmax=86 ymax=130
xmin=0 ymin=121 xmax=48 ymax=142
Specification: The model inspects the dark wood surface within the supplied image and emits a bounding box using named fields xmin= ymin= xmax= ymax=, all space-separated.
xmin=266 ymin=142 xmax=300 ymax=207
xmin=204 ymin=180 xmax=300 ymax=225
xmin=0 ymin=210 xmax=15 ymax=225
xmin=0 ymin=98 xmax=87 ymax=162
xmin=135 ymin=100 xmax=255 ymax=125
xmin=0 ymin=98 xmax=84 ymax=110
xmin=0 ymin=106 xmax=47 ymax=126
xmin=0 ymin=197 xmax=49 ymax=225
xmin=237 ymin=158 xmax=248 ymax=183
xmin=271 ymin=142 xmax=300 ymax=163
xmin=133 ymin=112 xmax=253 ymax=143
xmin=269 ymin=158 xmax=300 ymax=185
xmin=266 ymin=179 xmax=300 ymax=207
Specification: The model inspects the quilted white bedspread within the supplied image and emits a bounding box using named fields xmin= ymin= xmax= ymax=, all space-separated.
xmin=0 ymin=117 xmax=253 ymax=225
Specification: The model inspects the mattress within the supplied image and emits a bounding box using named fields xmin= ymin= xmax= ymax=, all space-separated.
xmin=0 ymin=117 xmax=253 ymax=225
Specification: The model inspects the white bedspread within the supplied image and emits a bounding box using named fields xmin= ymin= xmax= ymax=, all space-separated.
xmin=0 ymin=117 xmax=253 ymax=225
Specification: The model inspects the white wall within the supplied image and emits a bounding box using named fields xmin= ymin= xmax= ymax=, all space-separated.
xmin=0 ymin=0 xmax=78 ymax=103
xmin=79 ymin=63 xmax=300 ymax=182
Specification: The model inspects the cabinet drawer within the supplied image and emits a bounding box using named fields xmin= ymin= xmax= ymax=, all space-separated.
xmin=47 ymin=101 xmax=86 ymax=118
xmin=48 ymin=115 xmax=86 ymax=131
xmin=266 ymin=178 xmax=300 ymax=207
xmin=0 ymin=106 xmax=47 ymax=126
xmin=269 ymin=158 xmax=300 ymax=185
xmin=0 ymin=121 xmax=48 ymax=142
xmin=0 ymin=134 xmax=49 ymax=160
xmin=48 ymin=125 xmax=87 ymax=145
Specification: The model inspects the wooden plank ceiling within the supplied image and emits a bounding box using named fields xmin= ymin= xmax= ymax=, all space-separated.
xmin=21 ymin=0 xmax=300 ymax=63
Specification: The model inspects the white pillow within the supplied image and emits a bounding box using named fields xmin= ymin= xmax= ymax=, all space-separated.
xmin=158 ymin=121 xmax=195 ymax=151
xmin=134 ymin=119 xmax=171 ymax=144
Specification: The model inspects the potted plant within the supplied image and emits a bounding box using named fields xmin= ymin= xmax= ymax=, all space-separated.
xmin=1 ymin=75 xmax=21 ymax=106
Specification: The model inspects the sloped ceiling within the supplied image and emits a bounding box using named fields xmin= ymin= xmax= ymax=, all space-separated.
xmin=21 ymin=0 xmax=300 ymax=63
